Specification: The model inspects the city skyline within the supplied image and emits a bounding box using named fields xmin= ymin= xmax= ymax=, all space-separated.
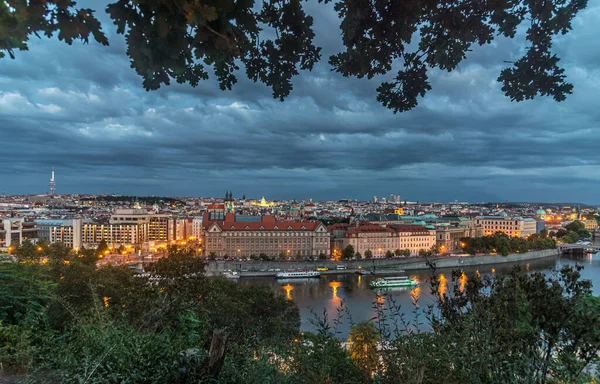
xmin=2 ymin=171 xmax=599 ymax=207
xmin=1 ymin=0 xmax=600 ymax=203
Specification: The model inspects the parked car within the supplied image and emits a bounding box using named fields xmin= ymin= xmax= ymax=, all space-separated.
xmin=316 ymin=266 xmax=329 ymax=271
xmin=336 ymin=265 xmax=347 ymax=270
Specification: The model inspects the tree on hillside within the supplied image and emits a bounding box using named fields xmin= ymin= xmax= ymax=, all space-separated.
xmin=14 ymin=240 xmax=37 ymax=261
xmin=1 ymin=0 xmax=586 ymax=112
xmin=380 ymin=265 xmax=600 ymax=383
xmin=348 ymin=321 xmax=381 ymax=379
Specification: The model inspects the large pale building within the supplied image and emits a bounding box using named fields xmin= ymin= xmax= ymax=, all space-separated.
xmin=35 ymin=210 xmax=178 ymax=249
xmin=81 ymin=221 xmax=147 ymax=247
xmin=192 ymin=216 xmax=204 ymax=238
xmin=202 ymin=211 xmax=330 ymax=258
xmin=435 ymin=225 xmax=483 ymax=253
xmin=342 ymin=224 xmax=436 ymax=257
xmin=475 ymin=216 xmax=537 ymax=238
xmin=1 ymin=218 xmax=23 ymax=248
xmin=36 ymin=219 xmax=82 ymax=249
xmin=110 ymin=209 xmax=170 ymax=241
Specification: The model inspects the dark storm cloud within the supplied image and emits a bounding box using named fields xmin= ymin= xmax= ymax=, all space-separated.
xmin=1 ymin=1 xmax=600 ymax=203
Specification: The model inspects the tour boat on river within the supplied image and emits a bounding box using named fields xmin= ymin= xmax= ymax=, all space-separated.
xmin=370 ymin=276 xmax=418 ymax=289
xmin=223 ymin=271 xmax=240 ymax=279
xmin=276 ymin=270 xmax=321 ymax=279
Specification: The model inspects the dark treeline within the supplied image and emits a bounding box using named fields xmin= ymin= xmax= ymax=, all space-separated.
xmin=461 ymin=231 xmax=556 ymax=256
xmin=79 ymin=195 xmax=185 ymax=205
xmin=1 ymin=242 xmax=599 ymax=383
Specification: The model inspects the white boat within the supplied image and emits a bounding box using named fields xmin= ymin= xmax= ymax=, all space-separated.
xmin=277 ymin=277 xmax=321 ymax=284
xmin=370 ymin=276 xmax=418 ymax=289
xmin=223 ymin=271 xmax=240 ymax=279
xmin=275 ymin=270 xmax=321 ymax=279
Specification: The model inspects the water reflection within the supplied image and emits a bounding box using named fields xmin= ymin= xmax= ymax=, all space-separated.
xmin=410 ymin=286 xmax=421 ymax=306
xmin=283 ymin=284 xmax=293 ymax=301
xmin=438 ymin=273 xmax=447 ymax=299
xmin=458 ymin=272 xmax=467 ymax=293
xmin=329 ymin=280 xmax=342 ymax=310
xmin=376 ymin=293 xmax=385 ymax=307
xmin=240 ymin=254 xmax=587 ymax=338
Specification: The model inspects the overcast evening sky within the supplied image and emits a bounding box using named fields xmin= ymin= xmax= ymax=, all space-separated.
xmin=1 ymin=1 xmax=599 ymax=204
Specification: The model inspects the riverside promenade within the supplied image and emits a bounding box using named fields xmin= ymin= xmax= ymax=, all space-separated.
xmin=205 ymin=249 xmax=559 ymax=277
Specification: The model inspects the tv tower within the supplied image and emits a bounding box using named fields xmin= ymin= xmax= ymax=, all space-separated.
xmin=49 ymin=167 xmax=56 ymax=195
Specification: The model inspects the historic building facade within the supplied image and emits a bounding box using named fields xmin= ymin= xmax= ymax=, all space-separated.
xmin=475 ymin=216 xmax=537 ymax=238
xmin=342 ymin=224 xmax=436 ymax=257
xmin=202 ymin=211 xmax=330 ymax=258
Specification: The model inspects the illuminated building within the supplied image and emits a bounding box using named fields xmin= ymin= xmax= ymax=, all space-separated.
xmin=475 ymin=216 xmax=537 ymax=238
xmin=81 ymin=221 xmax=146 ymax=247
xmin=1 ymin=218 xmax=23 ymax=248
xmin=192 ymin=216 xmax=204 ymax=238
xmin=251 ymin=196 xmax=275 ymax=208
xmin=36 ymin=219 xmax=81 ymax=248
xmin=202 ymin=211 xmax=330 ymax=258
xmin=435 ymin=225 xmax=482 ymax=252
xmin=583 ymin=220 xmax=598 ymax=231
xmin=168 ymin=218 xmax=193 ymax=241
xmin=343 ymin=224 xmax=436 ymax=257
xmin=110 ymin=209 xmax=170 ymax=241
xmin=36 ymin=211 xmax=178 ymax=249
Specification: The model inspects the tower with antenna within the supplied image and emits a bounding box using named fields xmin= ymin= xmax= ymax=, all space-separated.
xmin=49 ymin=167 xmax=56 ymax=195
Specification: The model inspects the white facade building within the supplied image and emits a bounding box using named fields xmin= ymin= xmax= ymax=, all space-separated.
xmin=475 ymin=216 xmax=537 ymax=238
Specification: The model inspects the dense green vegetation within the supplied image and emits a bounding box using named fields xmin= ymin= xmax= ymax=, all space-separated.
xmin=2 ymin=0 xmax=585 ymax=112
xmin=555 ymin=220 xmax=592 ymax=244
xmin=1 ymin=241 xmax=599 ymax=383
xmin=461 ymin=231 xmax=556 ymax=256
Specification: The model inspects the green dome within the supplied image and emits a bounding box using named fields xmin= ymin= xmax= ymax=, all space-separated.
xmin=536 ymin=209 xmax=546 ymax=215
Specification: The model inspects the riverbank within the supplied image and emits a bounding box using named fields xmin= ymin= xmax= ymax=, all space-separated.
xmin=206 ymin=249 xmax=559 ymax=277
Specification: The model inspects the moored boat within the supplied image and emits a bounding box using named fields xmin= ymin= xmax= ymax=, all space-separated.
xmin=223 ymin=271 xmax=241 ymax=279
xmin=276 ymin=270 xmax=321 ymax=279
xmin=370 ymin=276 xmax=418 ymax=288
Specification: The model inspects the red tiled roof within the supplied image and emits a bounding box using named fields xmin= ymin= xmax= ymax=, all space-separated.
xmin=346 ymin=225 xmax=396 ymax=236
xmin=344 ymin=224 xmax=431 ymax=237
xmin=327 ymin=223 xmax=349 ymax=231
xmin=388 ymin=225 xmax=431 ymax=232
xmin=204 ymin=213 xmax=321 ymax=232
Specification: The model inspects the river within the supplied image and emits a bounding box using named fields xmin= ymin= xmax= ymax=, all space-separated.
xmin=239 ymin=252 xmax=600 ymax=338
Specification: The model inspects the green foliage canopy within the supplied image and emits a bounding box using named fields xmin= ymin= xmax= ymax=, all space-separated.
xmin=1 ymin=0 xmax=587 ymax=112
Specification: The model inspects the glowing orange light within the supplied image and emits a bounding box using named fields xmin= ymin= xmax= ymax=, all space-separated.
xmin=283 ymin=284 xmax=294 ymax=301
xmin=438 ymin=273 xmax=447 ymax=298
xmin=410 ymin=286 xmax=421 ymax=305
xmin=458 ymin=272 xmax=467 ymax=292
xmin=329 ymin=281 xmax=342 ymax=299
